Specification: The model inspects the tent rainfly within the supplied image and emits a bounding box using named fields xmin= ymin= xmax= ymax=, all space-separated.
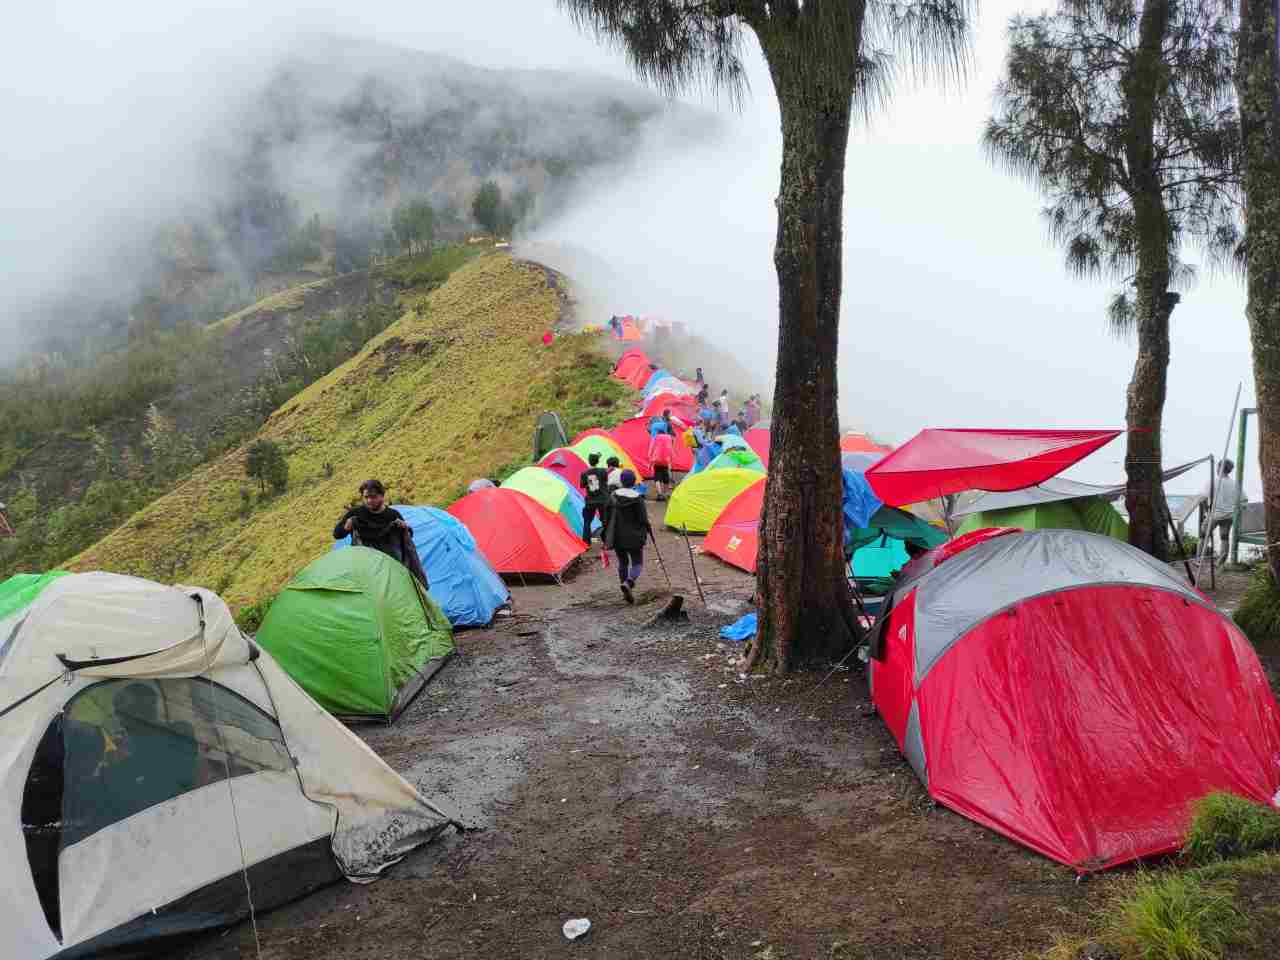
xmin=0 ymin=572 xmax=454 ymax=960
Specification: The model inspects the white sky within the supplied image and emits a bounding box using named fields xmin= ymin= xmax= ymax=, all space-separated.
xmin=0 ymin=0 xmax=1257 ymax=496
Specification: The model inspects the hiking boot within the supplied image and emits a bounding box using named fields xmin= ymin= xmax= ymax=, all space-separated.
xmin=621 ymin=581 xmax=634 ymax=604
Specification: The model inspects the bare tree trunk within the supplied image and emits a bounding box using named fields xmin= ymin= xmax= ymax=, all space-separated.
xmin=1237 ymin=0 xmax=1280 ymax=583
xmin=748 ymin=44 xmax=859 ymax=673
xmin=1121 ymin=0 xmax=1176 ymax=559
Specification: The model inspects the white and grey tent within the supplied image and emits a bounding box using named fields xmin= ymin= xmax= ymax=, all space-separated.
xmin=1 ymin=573 xmax=455 ymax=959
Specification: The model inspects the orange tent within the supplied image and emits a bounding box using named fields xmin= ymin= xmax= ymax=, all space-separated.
xmin=448 ymin=488 xmax=587 ymax=576
xmin=840 ymin=432 xmax=893 ymax=455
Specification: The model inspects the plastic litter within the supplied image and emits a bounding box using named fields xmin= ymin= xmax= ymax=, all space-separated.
xmin=719 ymin=612 xmax=757 ymax=641
xmin=563 ymin=918 xmax=591 ymax=940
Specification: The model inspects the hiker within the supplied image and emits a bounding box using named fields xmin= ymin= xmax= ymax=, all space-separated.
xmin=648 ymin=426 xmax=676 ymax=501
xmin=1204 ymin=459 xmax=1243 ymax=559
xmin=333 ymin=480 xmax=429 ymax=586
xmin=745 ymin=394 xmax=761 ymax=426
xmin=696 ymin=383 xmax=710 ymax=406
xmin=648 ymin=414 xmax=670 ymax=437
xmin=693 ymin=419 xmax=720 ymax=472
xmin=579 ymin=453 xmax=611 ymax=546
xmin=605 ymin=469 xmax=652 ymax=604
xmin=714 ymin=389 xmax=730 ymax=426
xmin=542 ymin=330 xmax=554 ymax=347
xmin=695 ymin=367 xmax=705 ymax=386
xmin=0 ymin=502 xmax=12 ymax=538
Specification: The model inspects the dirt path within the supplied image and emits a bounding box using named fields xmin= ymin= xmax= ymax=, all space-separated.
xmin=182 ymin=513 xmax=1117 ymax=960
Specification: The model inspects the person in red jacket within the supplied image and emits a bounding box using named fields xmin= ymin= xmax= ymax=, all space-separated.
xmin=647 ymin=427 xmax=676 ymax=501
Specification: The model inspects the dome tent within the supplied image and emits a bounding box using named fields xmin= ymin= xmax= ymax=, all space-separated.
xmin=539 ymin=447 xmax=591 ymax=492
xmin=0 ymin=572 xmax=453 ymax=960
xmin=256 ymin=548 xmax=455 ymax=722
xmin=448 ymin=487 xmax=587 ymax=577
xmin=868 ymin=529 xmax=1280 ymax=871
xmin=570 ymin=431 xmax=637 ymax=475
xmin=665 ymin=468 xmax=764 ymax=534
xmin=501 ymin=466 xmax=598 ymax=538
xmin=333 ymin=506 xmax=509 ymax=627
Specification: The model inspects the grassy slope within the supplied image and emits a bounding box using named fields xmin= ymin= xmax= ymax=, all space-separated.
xmin=70 ymin=253 xmax=631 ymax=607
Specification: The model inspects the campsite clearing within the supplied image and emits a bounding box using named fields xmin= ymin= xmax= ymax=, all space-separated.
xmin=167 ymin=514 xmax=1280 ymax=960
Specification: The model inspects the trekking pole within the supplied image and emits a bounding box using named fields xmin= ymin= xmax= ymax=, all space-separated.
xmin=680 ymin=523 xmax=708 ymax=606
xmin=647 ymin=527 xmax=674 ymax=591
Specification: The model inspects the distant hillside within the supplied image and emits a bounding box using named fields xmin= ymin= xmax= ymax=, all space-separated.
xmin=7 ymin=33 xmax=694 ymax=364
xmin=68 ymin=254 xmax=631 ymax=607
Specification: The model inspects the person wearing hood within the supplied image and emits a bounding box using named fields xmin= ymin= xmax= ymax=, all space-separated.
xmin=333 ymin=479 xmax=429 ymax=587
xmin=605 ymin=470 xmax=651 ymax=604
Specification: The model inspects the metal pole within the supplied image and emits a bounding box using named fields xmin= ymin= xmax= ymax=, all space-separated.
xmin=1231 ymin=409 xmax=1255 ymax=566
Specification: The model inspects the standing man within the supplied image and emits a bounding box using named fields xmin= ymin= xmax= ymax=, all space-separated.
xmin=579 ymin=453 xmax=611 ymax=547
xmin=333 ymin=480 xmax=427 ymax=586
xmin=605 ymin=470 xmax=652 ymax=604
xmin=648 ymin=427 xmax=676 ymax=501
xmin=715 ymin=389 xmax=731 ymax=427
xmin=1204 ymin=459 xmax=1244 ymax=562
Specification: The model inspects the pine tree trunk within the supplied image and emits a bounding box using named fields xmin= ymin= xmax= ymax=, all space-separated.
xmin=748 ymin=45 xmax=860 ymax=673
xmin=1121 ymin=0 xmax=1176 ymax=560
xmin=1237 ymin=0 xmax=1280 ymax=584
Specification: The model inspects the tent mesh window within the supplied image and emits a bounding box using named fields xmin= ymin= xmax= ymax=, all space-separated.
xmin=21 ymin=678 xmax=295 ymax=940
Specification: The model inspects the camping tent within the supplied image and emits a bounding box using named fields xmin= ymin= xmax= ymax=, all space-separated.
xmin=956 ymin=495 xmax=1128 ymax=540
xmin=641 ymin=392 xmax=701 ymax=424
xmin=539 ymin=447 xmax=591 ymax=492
xmin=642 ymin=369 xmax=674 ymax=394
xmin=570 ymin=431 xmax=638 ymax=474
xmin=666 ymin=468 xmax=764 ymax=533
xmin=867 ymin=529 xmax=1280 ymax=871
xmin=501 ymin=466 xmax=594 ymax=537
xmin=0 ymin=571 xmax=67 ymax=621
xmin=744 ymin=427 xmax=770 ymax=467
xmin=840 ymin=432 xmax=893 ymax=455
xmin=607 ymin=418 xmax=657 ymax=477
xmin=706 ymin=449 xmax=765 ymax=473
xmin=333 ymin=506 xmax=508 ymax=627
xmin=623 ymin=362 xmax=655 ymax=390
xmin=0 ymin=572 xmax=453 ymax=960
xmin=448 ymin=488 xmax=587 ymax=576
xmin=256 ymin=548 xmax=454 ymax=721
xmin=532 ymin=411 xmax=569 ymax=461
xmin=865 ymin=428 xmax=1123 ymax=506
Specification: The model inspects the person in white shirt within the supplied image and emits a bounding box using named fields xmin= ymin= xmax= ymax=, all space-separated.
xmin=1204 ymin=459 xmax=1243 ymax=558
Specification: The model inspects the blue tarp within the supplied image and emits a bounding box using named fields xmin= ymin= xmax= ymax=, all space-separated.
xmin=334 ymin=505 xmax=509 ymax=627
xmin=720 ymin=612 xmax=757 ymax=641
xmin=841 ymin=467 xmax=884 ymax=534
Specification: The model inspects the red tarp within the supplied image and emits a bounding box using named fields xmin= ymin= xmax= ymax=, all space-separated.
xmin=539 ymin=447 xmax=591 ymax=492
xmin=864 ymin=428 xmax=1123 ymax=507
xmin=703 ymin=481 xmax=765 ymax=573
xmin=448 ymin=488 xmax=586 ymax=576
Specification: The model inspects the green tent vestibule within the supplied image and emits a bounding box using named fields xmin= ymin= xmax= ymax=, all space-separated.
xmin=255 ymin=547 xmax=455 ymax=722
xmin=956 ymin=496 xmax=1128 ymax=540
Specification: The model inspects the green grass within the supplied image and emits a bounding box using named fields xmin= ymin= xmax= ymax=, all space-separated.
xmin=1183 ymin=793 xmax=1280 ymax=864
xmin=374 ymin=245 xmax=485 ymax=289
xmin=1108 ymin=872 xmax=1250 ymax=960
xmin=1232 ymin=566 xmax=1280 ymax=645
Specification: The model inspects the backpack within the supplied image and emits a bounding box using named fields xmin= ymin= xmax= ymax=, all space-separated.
xmin=683 ymin=430 xmax=700 ymax=450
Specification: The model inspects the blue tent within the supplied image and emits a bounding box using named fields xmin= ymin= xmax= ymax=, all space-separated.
xmin=642 ymin=368 xmax=674 ymax=394
xmin=334 ymin=505 xmax=509 ymax=627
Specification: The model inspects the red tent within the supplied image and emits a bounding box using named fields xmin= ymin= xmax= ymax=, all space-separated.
xmin=617 ymin=317 xmax=644 ymax=341
xmin=744 ymin=427 xmax=770 ymax=467
xmin=869 ymin=529 xmax=1280 ymax=871
xmin=703 ymin=481 xmax=765 ymax=573
xmin=538 ymin=447 xmax=591 ymax=491
xmin=641 ymin=392 xmax=700 ymax=423
xmin=614 ymin=351 xmax=649 ymax=382
xmin=897 ymin=526 xmax=1020 ymax=583
xmin=840 ymin=432 xmax=893 ymax=455
xmin=448 ymin=488 xmax=587 ymax=576
xmin=624 ymin=362 xmax=655 ymax=390
xmin=604 ymin=419 xmax=655 ymax=477
xmin=865 ymin=428 xmax=1123 ymax=507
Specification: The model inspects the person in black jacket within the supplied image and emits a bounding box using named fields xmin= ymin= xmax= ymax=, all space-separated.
xmin=332 ymin=480 xmax=429 ymax=587
xmin=579 ymin=453 xmax=611 ymax=547
xmin=604 ymin=469 xmax=651 ymax=604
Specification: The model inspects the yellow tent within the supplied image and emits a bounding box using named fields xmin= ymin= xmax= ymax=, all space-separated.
xmin=665 ymin=468 xmax=764 ymax=534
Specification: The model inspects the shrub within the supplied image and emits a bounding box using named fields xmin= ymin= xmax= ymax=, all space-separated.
xmin=1108 ymin=872 xmax=1250 ymax=960
xmin=234 ymin=593 xmax=277 ymax=634
xmin=245 ymin=439 xmax=288 ymax=494
xmin=1184 ymin=793 xmax=1280 ymax=864
xmin=1232 ymin=566 xmax=1280 ymax=645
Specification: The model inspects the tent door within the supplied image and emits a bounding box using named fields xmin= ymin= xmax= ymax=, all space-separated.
xmin=50 ymin=677 xmax=334 ymax=951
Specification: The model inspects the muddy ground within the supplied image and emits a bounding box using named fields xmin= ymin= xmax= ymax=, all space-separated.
xmin=180 ymin=518 xmax=1261 ymax=960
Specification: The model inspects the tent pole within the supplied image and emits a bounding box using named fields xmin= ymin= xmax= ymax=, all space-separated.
xmin=1231 ymin=409 xmax=1255 ymax=566
xmin=1161 ymin=496 xmax=1196 ymax=587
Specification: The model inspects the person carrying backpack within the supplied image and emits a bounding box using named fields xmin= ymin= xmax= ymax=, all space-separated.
xmin=604 ymin=470 xmax=652 ymax=604
xmin=647 ymin=428 xmax=676 ymax=501
xmin=579 ymin=453 xmax=611 ymax=546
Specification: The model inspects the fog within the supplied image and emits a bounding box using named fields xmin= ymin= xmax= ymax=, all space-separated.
xmin=1 ymin=0 xmax=1258 ymax=497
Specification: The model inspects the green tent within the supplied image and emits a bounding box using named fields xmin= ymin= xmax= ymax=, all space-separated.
xmin=0 ymin=571 xmax=69 ymax=622
xmin=533 ymin=411 xmax=569 ymax=461
xmin=255 ymin=547 xmax=454 ymax=722
xmin=956 ymin=496 xmax=1128 ymax=540
xmin=848 ymin=507 xmax=948 ymax=595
